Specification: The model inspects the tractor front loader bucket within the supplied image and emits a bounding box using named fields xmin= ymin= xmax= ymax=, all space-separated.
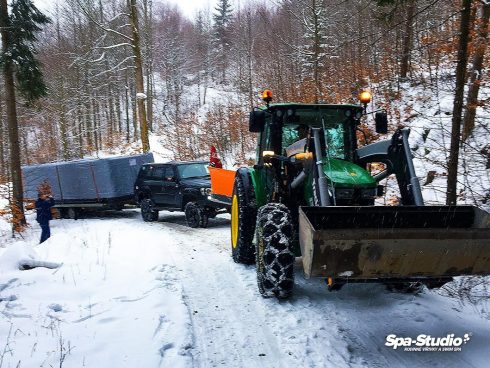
xmin=298 ymin=205 xmax=490 ymax=280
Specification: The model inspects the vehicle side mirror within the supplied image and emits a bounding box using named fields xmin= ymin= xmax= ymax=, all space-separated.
xmin=249 ymin=110 xmax=266 ymax=132
xmin=375 ymin=112 xmax=388 ymax=134
xmin=165 ymin=176 xmax=175 ymax=182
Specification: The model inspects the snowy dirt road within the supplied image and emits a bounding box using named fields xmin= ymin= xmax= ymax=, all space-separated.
xmin=1 ymin=209 xmax=490 ymax=368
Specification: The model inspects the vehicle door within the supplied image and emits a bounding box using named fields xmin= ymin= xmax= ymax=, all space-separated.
xmin=161 ymin=166 xmax=180 ymax=208
xmin=147 ymin=166 xmax=166 ymax=205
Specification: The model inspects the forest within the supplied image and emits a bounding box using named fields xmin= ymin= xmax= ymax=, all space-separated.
xmin=1 ymin=0 xmax=489 ymax=220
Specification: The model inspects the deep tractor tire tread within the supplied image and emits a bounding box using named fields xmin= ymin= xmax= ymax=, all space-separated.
xmin=231 ymin=173 xmax=257 ymax=264
xmin=256 ymin=203 xmax=295 ymax=299
xmin=141 ymin=198 xmax=158 ymax=222
xmin=185 ymin=202 xmax=207 ymax=228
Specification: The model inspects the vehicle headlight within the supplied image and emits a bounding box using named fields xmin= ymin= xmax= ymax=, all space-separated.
xmin=200 ymin=187 xmax=211 ymax=196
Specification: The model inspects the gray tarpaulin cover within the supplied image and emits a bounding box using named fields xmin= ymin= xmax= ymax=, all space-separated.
xmin=22 ymin=153 xmax=154 ymax=203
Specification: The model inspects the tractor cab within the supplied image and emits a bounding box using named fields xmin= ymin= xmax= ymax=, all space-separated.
xmin=251 ymin=103 xmax=378 ymax=206
xmin=253 ymin=103 xmax=362 ymax=162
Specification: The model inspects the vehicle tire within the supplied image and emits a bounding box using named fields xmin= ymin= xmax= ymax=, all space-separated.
xmin=59 ymin=208 xmax=69 ymax=219
xmin=424 ymin=278 xmax=452 ymax=289
xmin=67 ymin=207 xmax=79 ymax=220
xmin=255 ymin=203 xmax=295 ymax=298
xmin=141 ymin=198 xmax=158 ymax=222
xmin=206 ymin=207 xmax=218 ymax=219
xmin=185 ymin=202 xmax=203 ymax=228
xmin=231 ymin=171 xmax=257 ymax=264
xmin=385 ymin=281 xmax=424 ymax=294
xmin=200 ymin=212 xmax=209 ymax=228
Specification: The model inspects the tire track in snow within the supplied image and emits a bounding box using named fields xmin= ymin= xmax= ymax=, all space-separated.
xmin=157 ymin=217 xmax=353 ymax=368
xmin=163 ymin=224 xmax=289 ymax=368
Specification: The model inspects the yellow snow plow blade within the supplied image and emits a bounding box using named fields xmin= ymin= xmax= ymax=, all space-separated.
xmin=298 ymin=206 xmax=490 ymax=279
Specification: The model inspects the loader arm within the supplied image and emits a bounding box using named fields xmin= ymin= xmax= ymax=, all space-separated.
xmin=299 ymin=128 xmax=490 ymax=282
xmin=356 ymin=128 xmax=423 ymax=205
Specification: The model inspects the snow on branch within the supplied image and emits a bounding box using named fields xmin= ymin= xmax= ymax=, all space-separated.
xmin=19 ymin=259 xmax=61 ymax=271
xmin=76 ymin=0 xmax=134 ymax=43
xmin=96 ymin=43 xmax=133 ymax=50
xmin=90 ymin=56 xmax=135 ymax=79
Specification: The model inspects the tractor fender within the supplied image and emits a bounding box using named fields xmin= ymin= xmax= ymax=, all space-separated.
xmin=235 ymin=168 xmax=254 ymax=204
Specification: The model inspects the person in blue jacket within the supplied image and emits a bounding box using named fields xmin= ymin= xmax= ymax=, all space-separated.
xmin=36 ymin=193 xmax=55 ymax=244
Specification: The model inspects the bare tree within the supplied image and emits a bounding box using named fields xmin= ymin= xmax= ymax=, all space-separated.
xmin=447 ymin=0 xmax=473 ymax=205
xmin=462 ymin=1 xmax=490 ymax=141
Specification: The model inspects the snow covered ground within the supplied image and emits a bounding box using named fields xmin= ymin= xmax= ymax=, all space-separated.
xmin=1 ymin=209 xmax=490 ymax=368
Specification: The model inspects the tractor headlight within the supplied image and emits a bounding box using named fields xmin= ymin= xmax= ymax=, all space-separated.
xmin=336 ymin=188 xmax=354 ymax=199
xmin=200 ymin=187 xmax=211 ymax=196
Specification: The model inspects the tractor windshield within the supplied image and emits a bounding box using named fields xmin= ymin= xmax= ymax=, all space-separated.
xmin=281 ymin=107 xmax=354 ymax=160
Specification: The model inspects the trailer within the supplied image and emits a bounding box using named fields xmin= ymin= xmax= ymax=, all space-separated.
xmin=22 ymin=153 xmax=154 ymax=219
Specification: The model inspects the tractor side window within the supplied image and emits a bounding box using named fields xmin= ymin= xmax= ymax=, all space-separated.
xmin=257 ymin=121 xmax=272 ymax=163
xmin=324 ymin=124 xmax=345 ymax=159
xmin=282 ymin=126 xmax=299 ymax=149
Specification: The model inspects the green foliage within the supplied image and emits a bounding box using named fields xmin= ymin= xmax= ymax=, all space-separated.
xmin=1 ymin=0 xmax=51 ymax=103
xmin=213 ymin=0 xmax=233 ymax=28
xmin=213 ymin=0 xmax=233 ymax=45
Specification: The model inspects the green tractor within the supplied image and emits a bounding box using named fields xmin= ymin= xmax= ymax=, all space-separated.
xmin=210 ymin=90 xmax=490 ymax=298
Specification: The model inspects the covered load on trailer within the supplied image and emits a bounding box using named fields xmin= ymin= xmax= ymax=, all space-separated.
xmin=23 ymin=153 xmax=154 ymax=217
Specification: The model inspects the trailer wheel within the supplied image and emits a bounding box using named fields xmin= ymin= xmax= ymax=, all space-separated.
xmin=255 ymin=203 xmax=295 ymax=298
xmin=185 ymin=202 xmax=207 ymax=228
xmin=141 ymin=199 xmax=158 ymax=222
xmin=67 ymin=208 xmax=79 ymax=220
xmin=231 ymin=171 xmax=256 ymax=264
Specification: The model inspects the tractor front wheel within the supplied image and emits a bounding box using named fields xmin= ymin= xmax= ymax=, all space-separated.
xmin=255 ymin=203 xmax=295 ymax=298
xmin=231 ymin=171 xmax=256 ymax=264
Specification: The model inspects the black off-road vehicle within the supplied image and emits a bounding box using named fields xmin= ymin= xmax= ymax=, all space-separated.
xmin=134 ymin=161 xmax=223 ymax=227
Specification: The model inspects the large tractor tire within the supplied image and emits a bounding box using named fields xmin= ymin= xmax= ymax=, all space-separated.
xmin=185 ymin=202 xmax=208 ymax=228
xmin=141 ymin=198 xmax=159 ymax=222
xmin=255 ymin=203 xmax=295 ymax=298
xmin=231 ymin=170 xmax=257 ymax=264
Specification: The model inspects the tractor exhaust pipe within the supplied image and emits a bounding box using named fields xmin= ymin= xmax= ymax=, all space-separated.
xmin=312 ymin=128 xmax=330 ymax=206
xmin=400 ymin=129 xmax=424 ymax=206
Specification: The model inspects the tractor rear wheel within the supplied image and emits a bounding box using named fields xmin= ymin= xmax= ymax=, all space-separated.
xmin=231 ymin=171 xmax=256 ymax=264
xmin=255 ymin=203 xmax=295 ymax=298
xmin=141 ymin=199 xmax=159 ymax=222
